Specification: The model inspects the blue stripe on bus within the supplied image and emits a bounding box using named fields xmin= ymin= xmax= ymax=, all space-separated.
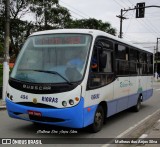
xmin=107 ymin=88 xmax=153 ymax=117
xmin=5 ymin=88 xmax=153 ymax=129
xmin=83 ymin=88 xmax=153 ymax=127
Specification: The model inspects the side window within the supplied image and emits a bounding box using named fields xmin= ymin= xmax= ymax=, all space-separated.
xmin=130 ymin=48 xmax=138 ymax=62
xmin=116 ymin=44 xmax=128 ymax=60
xmin=139 ymin=52 xmax=147 ymax=63
xmin=147 ymin=53 xmax=153 ymax=64
xmin=147 ymin=53 xmax=153 ymax=75
xmin=87 ymin=38 xmax=114 ymax=89
xmin=116 ymin=44 xmax=129 ymax=75
xmin=129 ymin=48 xmax=138 ymax=75
xmin=103 ymin=50 xmax=112 ymax=72
xmin=139 ymin=51 xmax=147 ymax=75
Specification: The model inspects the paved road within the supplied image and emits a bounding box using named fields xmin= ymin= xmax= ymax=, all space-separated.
xmin=0 ymin=83 xmax=160 ymax=146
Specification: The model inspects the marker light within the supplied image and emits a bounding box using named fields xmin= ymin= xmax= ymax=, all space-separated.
xmin=87 ymin=108 xmax=91 ymax=112
xmin=69 ymin=99 xmax=74 ymax=105
xmin=62 ymin=101 xmax=67 ymax=107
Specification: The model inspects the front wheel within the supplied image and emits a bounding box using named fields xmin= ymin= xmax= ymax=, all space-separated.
xmin=89 ymin=105 xmax=104 ymax=133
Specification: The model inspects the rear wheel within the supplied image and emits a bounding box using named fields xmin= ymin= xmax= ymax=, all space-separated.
xmin=89 ymin=105 xmax=104 ymax=133
xmin=133 ymin=96 xmax=142 ymax=112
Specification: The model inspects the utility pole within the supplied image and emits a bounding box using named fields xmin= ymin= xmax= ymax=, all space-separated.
xmin=155 ymin=38 xmax=160 ymax=79
xmin=2 ymin=0 xmax=10 ymax=100
xmin=116 ymin=9 xmax=127 ymax=38
xmin=116 ymin=3 xmax=160 ymax=39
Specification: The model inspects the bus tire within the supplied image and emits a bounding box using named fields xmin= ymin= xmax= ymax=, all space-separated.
xmin=133 ymin=96 xmax=142 ymax=112
xmin=89 ymin=105 xmax=104 ymax=133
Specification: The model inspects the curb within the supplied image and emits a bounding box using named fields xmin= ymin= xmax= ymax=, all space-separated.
xmin=116 ymin=109 xmax=160 ymax=147
xmin=0 ymin=106 xmax=6 ymax=110
xmin=0 ymin=100 xmax=6 ymax=110
xmin=123 ymin=109 xmax=160 ymax=138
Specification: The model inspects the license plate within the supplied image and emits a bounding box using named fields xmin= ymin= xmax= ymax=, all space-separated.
xmin=28 ymin=110 xmax=42 ymax=117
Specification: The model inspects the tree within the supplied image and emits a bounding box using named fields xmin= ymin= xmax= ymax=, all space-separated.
xmin=0 ymin=0 xmax=117 ymax=60
xmin=0 ymin=0 xmax=34 ymax=60
xmin=67 ymin=18 xmax=117 ymax=36
xmin=10 ymin=19 xmax=34 ymax=60
xmin=0 ymin=0 xmax=6 ymax=58
xmin=0 ymin=42 xmax=3 ymax=58
xmin=30 ymin=0 xmax=71 ymax=30
xmin=0 ymin=0 xmax=72 ymax=59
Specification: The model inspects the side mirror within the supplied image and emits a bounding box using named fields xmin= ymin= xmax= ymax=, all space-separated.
xmin=100 ymin=53 xmax=107 ymax=68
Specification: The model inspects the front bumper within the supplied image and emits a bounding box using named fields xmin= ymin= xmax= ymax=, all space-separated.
xmin=5 ymin=98 xmax=84 ymax=128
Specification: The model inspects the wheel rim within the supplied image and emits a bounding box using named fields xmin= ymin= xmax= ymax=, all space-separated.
xmin=95 ymin=111 xmax=103 ymax=128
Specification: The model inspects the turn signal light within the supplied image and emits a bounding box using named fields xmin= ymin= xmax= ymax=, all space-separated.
xmin=75 ymin=97 xmax=79 ymax=101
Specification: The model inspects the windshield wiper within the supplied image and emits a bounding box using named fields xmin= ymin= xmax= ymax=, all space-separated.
xmin=33 ymin=70 xmax=73 ymax=85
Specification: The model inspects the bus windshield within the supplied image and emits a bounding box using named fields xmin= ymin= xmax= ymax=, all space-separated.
xmin=11 ymin=34 xmax=92 ymax=84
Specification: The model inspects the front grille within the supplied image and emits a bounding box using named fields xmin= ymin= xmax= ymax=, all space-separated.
xmin=12 ymin=112 xmax=65 ymax=122
xmin=16 ymin=102 xmax=58 ymax=108
xmin=13 ymin=112 xmax=23 ymax=115
xmin=29 ymin=115 xmax=65 ymax=122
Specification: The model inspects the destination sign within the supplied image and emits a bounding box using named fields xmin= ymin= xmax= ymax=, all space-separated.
xmin=34 ymin=35 xmax=86 ymax=45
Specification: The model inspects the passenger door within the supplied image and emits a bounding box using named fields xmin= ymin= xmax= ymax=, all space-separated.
xmin=85 ymin=37 xmax=115 ymax=109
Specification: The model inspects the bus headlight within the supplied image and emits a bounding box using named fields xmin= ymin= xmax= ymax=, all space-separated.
xmin=10 ymin=95 xmax=13 ymax=101
xmin=69 ymin=99 xmax=74 ymax=105
xmin=62 ymin=101 xmax=67 ymax=107
xmin=7 ymin=93 xmax=10 ymax=98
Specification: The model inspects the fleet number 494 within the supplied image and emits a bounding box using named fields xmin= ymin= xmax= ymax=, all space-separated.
xmin=20 ymin=95 xmax=28 ymax=99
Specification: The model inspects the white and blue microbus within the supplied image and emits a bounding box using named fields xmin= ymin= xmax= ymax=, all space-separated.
xmin=6 ymin=29 xmax=153 ymax=132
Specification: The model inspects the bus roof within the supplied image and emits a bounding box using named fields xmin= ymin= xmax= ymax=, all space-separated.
xmin=30 ymin=29 xmax=153 ymax=54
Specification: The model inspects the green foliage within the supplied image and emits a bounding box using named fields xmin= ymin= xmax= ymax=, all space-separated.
xmin=30 ymin=0 xmax=71 ymax=30
xmin=0 ymin=66 xmax=2 ymax=86
xmin=10 ymin=19 xmax=34 ymax=57
xmin=0 ymin=42 xmax=3 ymax=57
xmin=0 ymin=63 xmax=2 ymax=69
xmin=0 ymin=0 xmax=117 ymax=60
xmin=67 ymin=18 xmax=117 ymax=36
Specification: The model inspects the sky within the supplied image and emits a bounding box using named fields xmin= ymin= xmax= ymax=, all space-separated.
xmin=58 ymin=0 xmax=160 ymax=52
